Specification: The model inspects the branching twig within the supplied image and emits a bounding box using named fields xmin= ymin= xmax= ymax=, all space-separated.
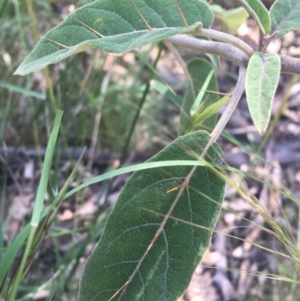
xmin=167 ymin=35 xmax=300 ymax=75
xmin=167 ymin=35 xmax=249 ymax=67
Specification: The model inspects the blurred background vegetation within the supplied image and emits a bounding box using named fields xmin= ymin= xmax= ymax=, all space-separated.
xmin=1 ymin=1 xmax=186 ymax=300
xmin=1 ymin=0 xmax=300 ymax=300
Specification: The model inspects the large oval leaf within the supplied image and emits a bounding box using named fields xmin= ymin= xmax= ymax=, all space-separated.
xmin=79 ymin=130 xmax=225 ymax=301
xmin=14 ymin=0 xmax=214 ymax=76
xmin=246 ymin=52 xmax=280 ymax=135
xmin=270 ymin=0 xmax=300 ymax=39
xmin=236 ymin=0 xmax=270 ymax=34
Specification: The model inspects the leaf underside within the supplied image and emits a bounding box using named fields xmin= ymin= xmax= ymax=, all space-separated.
xmin=15 ymin=0 xmax=214 ymax=75
xmin=79 ymin=130 xmax=225 ymax=301
xmin=246 ymin=52 xmax=280 ymax=135
xmin=270 ymin=0 xmax=300 ymax=38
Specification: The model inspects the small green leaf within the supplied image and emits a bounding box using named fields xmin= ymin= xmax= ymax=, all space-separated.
xmin=79 ymin=130 xmax=225 ymax=301
xmin=188 ymin=93 xmax=231 ymax=133
xmin=210 ymin=5 xmax=249 ymax=34
xmin=189 ymin=69 xmax=215 ymax=115
xmin=246 ymin=52 xmax=280 ymax=135
xmin=15 ymin=0 xmax=214 ymax=76
xmin=179 ymin=59 xmax=218 ymax=135
xmin=270 ymin=0 xmax=300 ymax=38
xmin=236 ymin=0 xmax=270 ymax=34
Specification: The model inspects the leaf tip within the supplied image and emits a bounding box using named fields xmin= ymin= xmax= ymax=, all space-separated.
xmin=13 ymin=65 xmax=25 ymax=76
xmin=257 ymin=127 xmax=267 ymax=136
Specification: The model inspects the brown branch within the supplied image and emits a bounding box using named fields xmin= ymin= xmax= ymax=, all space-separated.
xmin=167 ymin=35 xmax=249 ymax=67
xmin=280 ymin=55 xmax=300 ymax=75
xmin=167 ymin=35 xmax=300 ymax=75
xmin=199 ymin=28 xmax=255 ymax=57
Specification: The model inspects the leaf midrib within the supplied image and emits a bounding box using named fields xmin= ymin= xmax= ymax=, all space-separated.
xmin=108 ymin=164 xmax=212 ymax=301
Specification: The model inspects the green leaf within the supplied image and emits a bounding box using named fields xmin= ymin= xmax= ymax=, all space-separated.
xmin=79 ymin=130 xmax=225 ymax=301
xmin=189 ymin=69 xmax=215 ymax=116
xmin=205 ymin=53 xmax=221 ymax=70
xmin=30 ymin=110 xmax=63 ymax=226
xmin=150 ymin=80 xmax=183 ymax=107
xmin=15 ymin=0 xmax=214 ymax=76
xmin=236 ymin=0 xmax=271 ymax=34
xmin=179 ymin=58 xmax=218 ymax=135
xmin=188 ymin=93 xmax=231 ymax=132
xmin=0 ymin=81 xmax=46 ymax=99
xmin=270 ymin=0 xmax=300 ymax=38
xmin=210 ymin=5 xmax=249 ymax=34
xmin=0 ymin=208 xmax=51 ymax=290
xmin=246 ymin=52 xmax=280 ymax=135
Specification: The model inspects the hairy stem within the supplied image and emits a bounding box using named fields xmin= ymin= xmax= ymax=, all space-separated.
xmin=167 ymin=35 xmax=249 ymax=67
xmin=280 ymin=55 xmax=300 ymax=75
xmin=199 ymin=28 xmax=255 ymax=57
xmin=167 ymin=35 xmax=300 ymax=75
